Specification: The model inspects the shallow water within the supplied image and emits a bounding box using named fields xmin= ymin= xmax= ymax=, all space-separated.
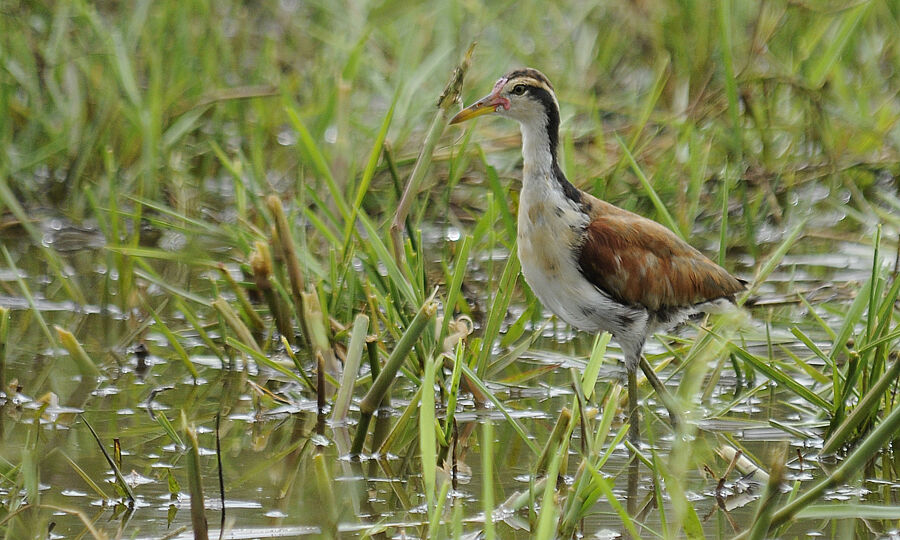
xmin=1 ymin=209 xmax=898 ymax=539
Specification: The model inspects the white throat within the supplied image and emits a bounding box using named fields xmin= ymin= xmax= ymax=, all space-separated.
xmin=518 ymin=115 xmax=555 ymax=194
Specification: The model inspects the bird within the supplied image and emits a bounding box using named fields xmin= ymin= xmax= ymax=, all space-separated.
xmin=450 ymin=68 xmax=745 ymax=444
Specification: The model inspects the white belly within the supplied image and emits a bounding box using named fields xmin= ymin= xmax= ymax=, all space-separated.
xmin=518 ymin=237 xmax=640 ymax=334
xmin=516 ymin=191 xmax=646 ymax=337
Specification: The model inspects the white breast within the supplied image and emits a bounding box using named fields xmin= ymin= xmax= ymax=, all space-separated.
xmin=516 ymin=178 xmax=647 ymax=339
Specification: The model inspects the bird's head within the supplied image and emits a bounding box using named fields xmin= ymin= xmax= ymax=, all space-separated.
xmin=450 ymin=68 xmax=559 ymax=128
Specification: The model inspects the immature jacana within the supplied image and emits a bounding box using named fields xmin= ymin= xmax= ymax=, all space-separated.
xmin=450 ymin=68 xmax=745 ymax=443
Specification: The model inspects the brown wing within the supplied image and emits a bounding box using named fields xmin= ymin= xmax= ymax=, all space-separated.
xmin=577 ymin=198 xmax=745 ymax=312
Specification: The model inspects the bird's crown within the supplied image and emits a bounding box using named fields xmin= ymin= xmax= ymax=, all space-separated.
xmin=497 ymin=68 xmax=555 ymax=94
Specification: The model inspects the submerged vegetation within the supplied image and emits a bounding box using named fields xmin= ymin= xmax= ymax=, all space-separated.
xmin=2 ymin=0 xmax=900 ymax=538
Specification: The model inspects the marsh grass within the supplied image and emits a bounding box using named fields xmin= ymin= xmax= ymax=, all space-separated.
xmin=2 ymin=0 xmax=900 ymax=538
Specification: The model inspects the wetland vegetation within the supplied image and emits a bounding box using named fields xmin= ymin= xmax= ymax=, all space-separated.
xmin=2 ymin=1 xmax=900 ymax=538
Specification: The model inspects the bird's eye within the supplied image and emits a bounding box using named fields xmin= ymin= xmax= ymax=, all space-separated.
xmin=511 ymin=84 xmax=526 ymax=95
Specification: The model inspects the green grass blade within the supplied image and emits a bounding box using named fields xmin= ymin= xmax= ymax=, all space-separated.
xmin=285 ymin=104 xmax=349 ymax=221
xmin=154 ymin=410 xmax=185 ymax=449
xmin=225 ymin=337 xmax=289 ymax=381
xmin=343 ymin=96 xmax=397 ymax=248
xmin=439 ymin=340 xmax=466 ymax=464
xmin=747 ymin=445 xmax=787 ymax=540
xmin=795 ymin=504 xmax=900 ymax=520
xmin=481 ymin=417 xmax=495 ymax=540
xmin=460 ymin=364 xmax=539 ymax=455
xmin=735 ymin=399 xmax=900 ymax=539
xmin=806 ymin=2 xmax=873 ymax=88
xmin=54 ymin=326 xmax=100 ymax=377
xmin=183 ymin=415 xmax=209 ymax=540
xmin=742 ymin=218 xmax=807 ymax=300
xmin=352 ymin=299 xmax=437 ymax=454
xmin=161 ymin=105 xmax=211 ymax=150
xmin=821 ymin=355 xmax=900 ymax=454
xmin=81 ymin=415 xmax=135 ymax=503
xmin=419 ymin=354 xmax=438 ymax=509
xmin=718 ymin=0 xmax=742 ymax=157
xmin=61 ymin=452 xmax=109 ymax=500
xmin=356 ymin=211 xmax=419 ymax=307
xmin=584 ymin=464 xmax=642 ymax=539
xmin=479 ymin=146 xmax=517 ymax=243
xmin=145 ymin=300 xmax=199 ymax=381
xmin=332 ymin=314 xmax=369 ymax=423
xmin=476 ymin=246 xmax=520 ymax=376
xmin=582 ymin=332 xmax=611 ymax=400
xmin=358 ymin=298 xmax=437 ymax=415
xmin=789 ymin=326 xmax=833 ymax=368
xmin=439 ymin=235 xmax=472 ymax=344
xmin=728 ymin=343 xmax=831 ymax=412
xmin=534 ymin=443 xmax=562 ymax=540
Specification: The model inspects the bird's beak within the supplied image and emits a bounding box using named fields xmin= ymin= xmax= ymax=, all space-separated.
xmin=450 ymin=91 xmax=510 ymax=125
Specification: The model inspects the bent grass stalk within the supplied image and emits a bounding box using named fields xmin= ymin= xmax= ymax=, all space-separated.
xmin=459 ymin=364 xmax=540 ymax=455
xmin=351 ymin=298 xmax=438 ymax=455
xmin=61 ymin=452 xmax=109 ymax=500
xmin=535 ymin=408 xmax=572 ymax=476
xmin=226 ymin=337 xmax=311 ymax=389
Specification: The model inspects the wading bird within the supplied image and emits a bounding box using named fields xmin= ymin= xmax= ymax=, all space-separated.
xmin=450 ymin=69 xmax=745 ymax=443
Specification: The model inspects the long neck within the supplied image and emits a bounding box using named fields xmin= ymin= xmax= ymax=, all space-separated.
xmin=519 ymin=106 xmax=581 ymax=204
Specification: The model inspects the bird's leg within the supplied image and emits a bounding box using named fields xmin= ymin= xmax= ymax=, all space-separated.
xmin=627 ymin=366 xmax=640 ymax=444
xmin=627 ymin=453 xmax=639 ymax=516
xmin=626 ymin=364 xmax=640 ymax=516
xmin=638 ymin=355 xmax=683 ymax=429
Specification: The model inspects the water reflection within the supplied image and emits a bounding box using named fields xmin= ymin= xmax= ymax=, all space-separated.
xmin=1 ymin=211 xmax=896 ymax=538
